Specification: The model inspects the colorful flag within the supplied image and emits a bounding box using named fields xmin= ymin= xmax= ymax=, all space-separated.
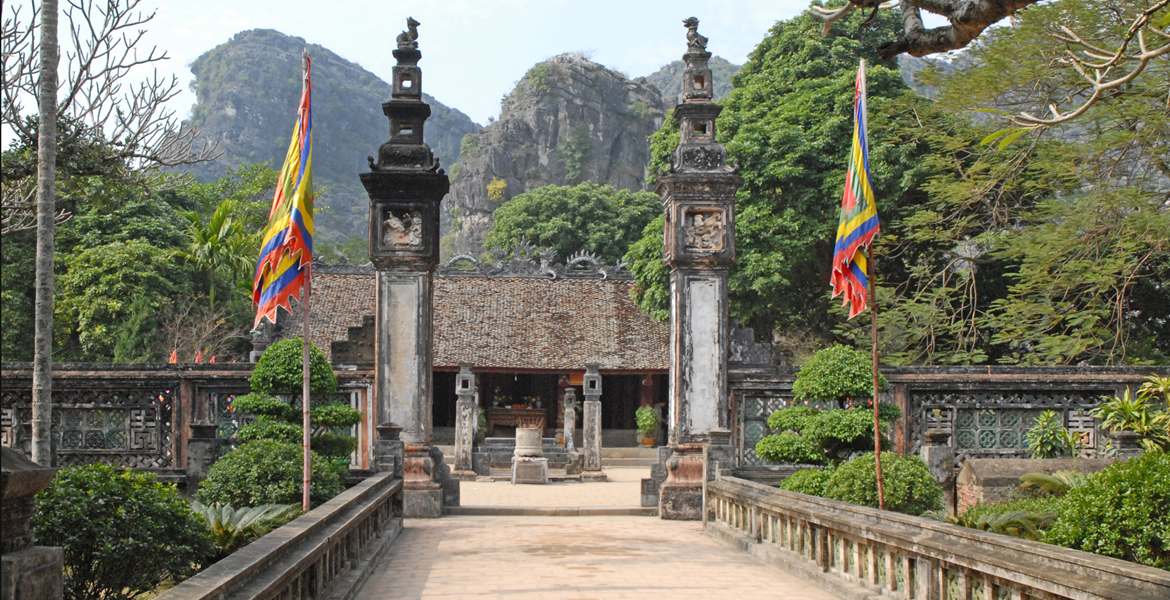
xmin=195 ymin=350 xmax=203 ymax=364
xmin=253 ymin=54 xmax=314 ymax=327
xmin=168 ymin=349 xmax=177 ymax=364
xmin=830 ymin=60 xmax=880 ymax=320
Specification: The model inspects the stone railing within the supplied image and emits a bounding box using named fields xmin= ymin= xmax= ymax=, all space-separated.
xmin=705 ymin=474 xmax=1170 ymax=600
xmin=160 ymin=471 xmax=402 ymax=600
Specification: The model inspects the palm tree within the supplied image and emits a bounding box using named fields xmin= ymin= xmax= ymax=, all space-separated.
xmin=177 ymin=199 xmax=257 ymax=309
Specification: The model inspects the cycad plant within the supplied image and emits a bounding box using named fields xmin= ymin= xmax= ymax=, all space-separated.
xmin=191 ymin=501 xmax=300 ymax=561
xmin=1018 ymin=470 xmax=1087 ymax=497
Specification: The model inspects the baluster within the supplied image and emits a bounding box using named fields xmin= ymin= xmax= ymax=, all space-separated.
xmin=982 ymin=574 xmax=994 ymax=600
xmin=853 ymin=538 xmax=862 ymax=579
xmin=886 ymin=548 xmax=897 ymax=593
xmin=869 ymin=543 xmax=879 ymax=586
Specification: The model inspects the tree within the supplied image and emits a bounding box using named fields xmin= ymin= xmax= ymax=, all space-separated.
xmin=808 ymin=0 xmax=1168 ymax=131
xmin=3 ymin=0 xmax=217 ymax=463
xmin=629 ymin=12 xmax=933 ymax=343
xmin=486 ymin=183 xmax=660 ymax=264
xmin=175 ymin=198 xmax=258 ymax=309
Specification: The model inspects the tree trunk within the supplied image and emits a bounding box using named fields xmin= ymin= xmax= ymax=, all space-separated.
xmin=31 ymin=0 xmax=59 ymax=466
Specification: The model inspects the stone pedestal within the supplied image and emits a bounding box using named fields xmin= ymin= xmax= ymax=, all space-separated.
xmin=1108 ymin=430 xmax=1143 ymax=460
xmin=453 ymin=364 xmax=476 ymax=480
xmin=920 ymin=429 xmax=956 ymax=515
xmin=511 ymin=458 xmax=549 ymax=484
xmin=185 ymin=423 xmax=221 ymax=496
xmin=2 ymin=448 xmax=63 ymax=600
xmin=362 ymin=22 xmax=453 ymax=517
xmin=374 ymin=422 xmax=405 ymax=478
xmin=581 ymin=365 xmax=607 ymax=481
xmin=654 ymin=19 xmax=741 ymax=520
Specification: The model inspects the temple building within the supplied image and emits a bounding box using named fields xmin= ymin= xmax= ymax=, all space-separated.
xmin=263 ymin=242 xmax=670 ymax=446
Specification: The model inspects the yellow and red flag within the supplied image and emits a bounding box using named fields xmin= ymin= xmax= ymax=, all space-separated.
xmin=253 ymin=55 xmax=314 ymax=326
xmin=830 ymin=60 xmax=880 ymax=319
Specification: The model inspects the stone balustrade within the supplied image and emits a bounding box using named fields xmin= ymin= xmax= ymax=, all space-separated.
xmin=705 ymin=474 xmax=1170 ymax=600
xmin=160 ymin=472 xmax=403 ymax=600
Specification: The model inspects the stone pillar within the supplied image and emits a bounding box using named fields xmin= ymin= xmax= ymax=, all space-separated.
xmin=581 ymin=365 xmax=607 ymax=481
xmin=562 ymin=387 xmax=577 ymax=452
xmin=362 ymin=19 xmax=451 ymax=518
xmin=453 ymin=364 xmax=477 ymax=480
xmin=1108 ymin=430 xmax=1143 ymax=460
xmin=920 ymin=430 xmax=955 ymax=515
xmin=655 ymin=18 xmax=742 ymax=520
xmin=2 ymin=448 xmax=63 ymax=600
xmin=185 ymin=423 xmax=221 ymax=496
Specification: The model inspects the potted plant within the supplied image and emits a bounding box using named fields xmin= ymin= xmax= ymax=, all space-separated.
xmin=635 ymin=405 xmax=660 ymax=448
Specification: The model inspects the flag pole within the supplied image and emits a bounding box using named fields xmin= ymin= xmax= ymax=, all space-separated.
xmin=300 ymin=48 xmax=312 ymax=512
xmin=859 ymin=57 xmax=886 ymax=511
xmin=869 ymin=243 xmax=885 ymax=511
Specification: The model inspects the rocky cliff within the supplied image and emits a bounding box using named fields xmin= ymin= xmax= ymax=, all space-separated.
xmin=183 ymin=29 xmax=480 ymax=244
xmin=445 ymin=53 xmax=667 ymax=256
xmin=643 ymin=55 xmax=740 ymax=104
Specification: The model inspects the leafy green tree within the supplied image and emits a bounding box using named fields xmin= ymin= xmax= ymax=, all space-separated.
xmin=791 ymin=345 xmax=888 ymax=407
xmin=629 ymin=12 xmax=933 ymax=341
xmin=112 ymin=296 xmax=161 ymax=363
xmin=486 ymin=183 xmax=660 ymax=264
xmin=32 ymin=464 xmax=213 ymax=600
xmin=175 ymin=198 xmax=258 ymax=309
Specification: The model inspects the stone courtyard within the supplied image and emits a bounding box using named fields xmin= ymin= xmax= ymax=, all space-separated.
xmin=358 ymin=516 xmax=839 ymax=600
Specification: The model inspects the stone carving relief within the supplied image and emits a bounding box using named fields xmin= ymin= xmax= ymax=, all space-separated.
xmin=684 ymin=210 xmax=724 ymax=251
xmin=681 ymin=147 xmax=721 ymax=171
xmin=382 ymin=209 xmax=423 ymax=248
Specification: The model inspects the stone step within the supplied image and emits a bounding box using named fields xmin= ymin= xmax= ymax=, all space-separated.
xmin=601 ymin=447 xmax=658 ymax=458
xmin=443 ymin=506 xmax=658 ymax=517
xmin=601 ymin=458 xmax=657 ymax=467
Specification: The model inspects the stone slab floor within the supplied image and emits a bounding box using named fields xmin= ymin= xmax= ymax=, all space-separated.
xmin=458 ymin=467 xmax=646 ymax=507
xmin=355 ymin=515 xmax=842 ymax=600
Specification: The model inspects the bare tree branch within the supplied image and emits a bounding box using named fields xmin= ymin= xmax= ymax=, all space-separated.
xmin=1 ymin=0 xmax=218 ymax=180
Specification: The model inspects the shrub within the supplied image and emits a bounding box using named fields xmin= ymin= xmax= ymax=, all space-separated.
xmin=791 ymin=345 xmax=888 ymax=407
xmin=1092 ymin=381 xmax=1170 ymax=453
xmin=1045 ymin=452 xmax=1170 ymax=569
xmin=32 ymin=463 xmax=213 ymax=600
xmin=635 ymin=405 xmax=660 ymax=436
xmin=932 ymin=497 xmax=1060 ymax=540
xmin=756 ymin=431 xmax=821 ymax=464
xmin=779 ymin=468 xmax=832 ymax=496
xmin=1024 ymin=410 xmax=1077 ymax=458
xmin=197 ymin=440 xmax=343 ymax=507
xmin=755 ymin=403 xmax=901 ymax=465
xmin=822 ymin=452 xmax=943 ymax=516
xmin=191 ymin=502 xmax=300 ymax=561
xmin=249 ymin=337 xmax=337 ymax=395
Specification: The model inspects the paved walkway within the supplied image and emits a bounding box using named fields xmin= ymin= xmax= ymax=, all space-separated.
xmin=355 ymin=467 xmax=840 ymax=600
xmin=356 ymin=516 xmax=841 ymax=600
xmin=458 ymin=467 xmax=646 ymax=507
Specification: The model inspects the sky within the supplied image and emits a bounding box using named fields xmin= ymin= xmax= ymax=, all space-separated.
xmin=135 ymin=0 xmax=815 ymax=125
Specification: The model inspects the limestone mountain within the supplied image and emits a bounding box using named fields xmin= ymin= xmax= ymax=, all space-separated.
xmin=183 ymin=29 xmax=480 ymax=244
xmin=445 ymin=53 xmax=667 ymax=256
xmin=643 ymin=55 xmax=740 ymax=104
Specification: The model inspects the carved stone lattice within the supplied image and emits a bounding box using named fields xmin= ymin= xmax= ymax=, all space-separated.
xmin=1 ymin=388 xmax=174 ymax=468
xmin=910 ymin=390 xmax=1106 ymax=462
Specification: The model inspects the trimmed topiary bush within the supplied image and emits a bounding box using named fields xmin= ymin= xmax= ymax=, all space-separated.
xmin=1045 ymin=452 xmax=1170 ymax=569
xmin=779 ymin=468 xmax=833 ymax=496
xmin=248 ymin=336 xmax=338 ymax=395
xmin=196 ymin=440 xmax=343 ymax=507
xmin=755 ymin=402 xmax=901 ymax=465
xmin=756 ymin=431 xmax=822 ymax=464
xmin=791 ymin=345 xmax=888 ymax=407
xmin=32 ymin=463 xmax=213 ymax=600
xmin=822 ymin=452 xmax=943 ymax=516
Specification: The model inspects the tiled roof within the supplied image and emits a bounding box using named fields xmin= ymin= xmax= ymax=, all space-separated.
xmin=292 ymin=269 xmax=668 ymax=371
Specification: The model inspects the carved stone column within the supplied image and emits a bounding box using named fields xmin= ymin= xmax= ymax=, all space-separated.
xmin=1 ymin=448 xmax=63 ymax=600
xmin=453 ymin=364 xmax=477 ymax=480
xmin=582 ymin=365 xmax=607 ymax=481
xmin=920 ymin=430 xmax=956 ymax=515
xmin=562 ymin=387 xmax=577 ymax=452
xmin=655 ymin=18 xmax=742 ymax=520
xmin=362 ymin=18 xmax=452 ymax=518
